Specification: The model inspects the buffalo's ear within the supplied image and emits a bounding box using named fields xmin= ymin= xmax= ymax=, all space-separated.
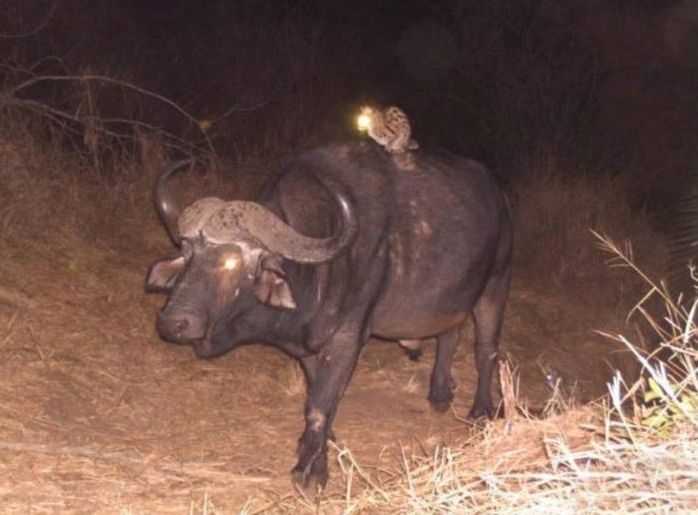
xmin=253 ymin=255 xmax=297 ymax=310
xmin=146 ymin=255 xmax=186 ymax=292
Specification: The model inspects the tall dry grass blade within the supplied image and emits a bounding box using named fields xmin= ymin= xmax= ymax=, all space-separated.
xmin=498 ymin=358 xmax=520 ymax=429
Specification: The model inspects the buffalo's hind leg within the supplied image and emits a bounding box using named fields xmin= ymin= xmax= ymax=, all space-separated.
xmin=469 ymin=266 xmax=511 ymax=420
xmin=428 ymin=327 xmax=461 ymax=412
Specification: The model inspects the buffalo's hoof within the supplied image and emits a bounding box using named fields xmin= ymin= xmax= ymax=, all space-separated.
xmin=428 ymin=388 xmax=454 ymax=413
xmin=467 ymin=402 xmax=493 ymax=421
xmin=291 ymin=457 xmax=328 ymax=495
xmin=294 ymin=430 xmax=329 ymax=493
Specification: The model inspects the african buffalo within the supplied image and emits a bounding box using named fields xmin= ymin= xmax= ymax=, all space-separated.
xmin=146 ymin=142 xmax=513 ymax=488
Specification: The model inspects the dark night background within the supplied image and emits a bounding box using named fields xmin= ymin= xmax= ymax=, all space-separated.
xmin=5 ymin=0 xmax=698 ymax=193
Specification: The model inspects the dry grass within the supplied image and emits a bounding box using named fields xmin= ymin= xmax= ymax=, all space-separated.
xmin=0 ymin=117 xmax=682 ymax=513
xmin=278 ymin=361 xmax=307 ymax=398
xmin=402 ymin=374 xmax=422 ymax=395
xmin=513 ymin=168 xmax=658 ymax=288
xmin=502 ymin=165 xmax=663 ymax=406
xmin=334 ymin=422 xmax=683 ymax=513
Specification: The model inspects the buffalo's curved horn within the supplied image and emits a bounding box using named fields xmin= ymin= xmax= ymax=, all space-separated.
xmin=154 ymin=160 xmax=193 ymax=245
xmin=204 ymin=191 xmax=357 ymax=264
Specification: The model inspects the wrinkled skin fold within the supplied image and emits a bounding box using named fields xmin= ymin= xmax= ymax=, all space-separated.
xmin=146 ymin=142 xmax=513 ymax=490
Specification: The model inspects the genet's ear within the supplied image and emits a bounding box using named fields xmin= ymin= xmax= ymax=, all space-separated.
xmin=253 ymin=255 xmax=297 ymax=310
xmin=146 ymin=254 xmax=186 ymax=292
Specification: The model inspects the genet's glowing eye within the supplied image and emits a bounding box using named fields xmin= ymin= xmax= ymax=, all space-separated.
xmin=357 ymin=113 xmax=372 ymax=131
xmin=221 ymin=256 xmax=240 ymax=271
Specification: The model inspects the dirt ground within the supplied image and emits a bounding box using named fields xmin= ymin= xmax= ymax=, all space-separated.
xmin=0 ymin=176 xmax=642 ymax=513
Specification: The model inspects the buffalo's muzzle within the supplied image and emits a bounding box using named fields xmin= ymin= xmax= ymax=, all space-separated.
xmin=156 ymin=310 xmax=206 ymax=342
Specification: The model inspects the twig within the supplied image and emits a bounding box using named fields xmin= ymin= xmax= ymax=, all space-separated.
xmin=0 ymin=1 xmax=58 ymax=39
xmin=0 ymin=440 xmax=270 ymax=482
xmin=0 ymin=285 xmax=33 ymax=308
xmin=1 ymin=73 xmax=218 ymax=160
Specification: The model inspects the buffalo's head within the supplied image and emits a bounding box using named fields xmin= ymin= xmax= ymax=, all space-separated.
xmin=146 ymin=161 xmax=356 ymax=357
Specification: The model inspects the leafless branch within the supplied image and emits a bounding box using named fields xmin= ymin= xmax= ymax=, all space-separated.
xmin=0 ymin=0 xmax=58 ymax=39
xmin=2 ymin=73 xmax=218 ymax=158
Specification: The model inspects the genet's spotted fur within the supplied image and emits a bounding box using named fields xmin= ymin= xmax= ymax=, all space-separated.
xmin=358 ymin=105 xmax=419 ymax=154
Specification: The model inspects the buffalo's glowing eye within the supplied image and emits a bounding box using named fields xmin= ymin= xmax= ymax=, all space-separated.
xmin=221 ymin=256 xmax=241 ymax=271
xmin=357 ymin=113 xmax=372 ymax=131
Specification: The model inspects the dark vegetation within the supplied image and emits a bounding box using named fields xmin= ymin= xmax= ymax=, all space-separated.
xmin=3 ymin=0 xmax=695 ymax=176
xmin=1 ymin=0 xmax=697 ymax=510
xmin=3 ymin=0 xmax=693 ymax=310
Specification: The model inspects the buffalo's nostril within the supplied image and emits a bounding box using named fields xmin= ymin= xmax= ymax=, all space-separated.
xmin=156 ymin=310 xmax=206 ymax=341
xmin=157 ymin=311 xmax=191 ymax=338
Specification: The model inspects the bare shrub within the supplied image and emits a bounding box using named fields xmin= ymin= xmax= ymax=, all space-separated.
xmin=512 ymin=167 xmax=658 ymax=292
xmin=417 ymin=1 xmax=610 ymax=176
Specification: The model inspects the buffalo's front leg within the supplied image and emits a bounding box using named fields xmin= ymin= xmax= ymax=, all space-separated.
xmin=292 ymin=335 xmax=361 ymax=489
